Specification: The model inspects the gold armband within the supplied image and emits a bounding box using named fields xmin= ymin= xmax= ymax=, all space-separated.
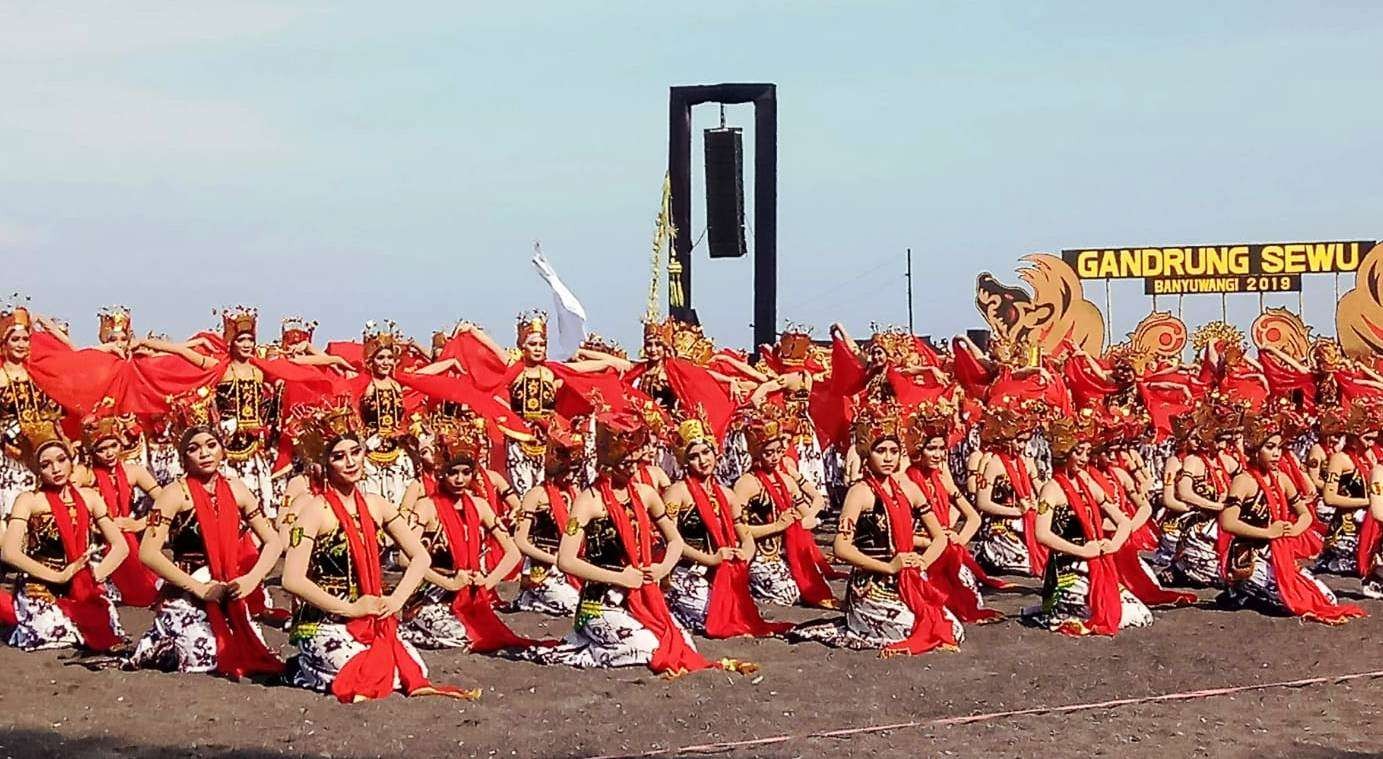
xmin=1371 ymin=482 xmax=1383 ymax=496
xmin=1036 ymin=500 xmax=1052 ymax=515
xmin=563 ymin=517 xmax=582 ymax=536
xmin=1327 ymin=471 xmax=1342 ymax=483
xmin=146 ymin=510 xmax=165 ymax=528
xmin=289 ymin=526 xmax=305 ymax=547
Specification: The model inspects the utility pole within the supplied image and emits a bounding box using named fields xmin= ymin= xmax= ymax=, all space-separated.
xmin=906 ymin=247 xmax=914 ymax=333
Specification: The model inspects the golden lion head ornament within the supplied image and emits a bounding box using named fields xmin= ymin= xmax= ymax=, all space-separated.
xmin=1336 ymin=242 xmax=1383 ymax=360
xmin=975 ymin=253 xmax=1104 ymax=355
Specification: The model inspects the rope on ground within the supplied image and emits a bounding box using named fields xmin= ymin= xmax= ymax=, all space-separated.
xmin=586 ymin=668 xmax=1383 ymax=758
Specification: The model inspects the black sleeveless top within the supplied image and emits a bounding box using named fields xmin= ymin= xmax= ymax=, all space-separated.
xmin=850 ymin=494 xmax=931 ymax=592
xmin=529 ymin=498 xmax=564 ymax=555
xmin=1040 ymin=496 xmax=1090 ymax=593
xmin=744 ymin=491 xmax=783 ymax=558
xmin=215 ymin=375 xmax=274 ymax=459
xmin=577 ymin=505 xmax=638 ymax=605
xmin=294 ymin=526 xmax=362 ymax=625
xmin=672 ymin=498 xmax=711 ymax=555
xmin=1225 ymin=490 xmax=1271 ymax=581
xmin=21 ymin=513 xmax=69 ymax=595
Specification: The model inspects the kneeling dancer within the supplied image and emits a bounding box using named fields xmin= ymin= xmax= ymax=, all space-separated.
xmin=281 ymin=400 xmax=477 ymax=701
xmin=791 ymin=401 xmax=963 ymax=655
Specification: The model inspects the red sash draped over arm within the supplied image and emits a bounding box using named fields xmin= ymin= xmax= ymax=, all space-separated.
xmin=997 ymin=453 xmax=1047 ymax=576
xmin=1247 ymin=470 xmax=1365 ymax=625
xmin=1051 ymin=474 xmax=1122 ymax=636
xmin=185 ymin=476 xmax=284 ymax=678
xmin=92 ymin=466 xmax=160 ymax=608
xmin=756 ymin=471 xmax=840 ymax=605
xmin=686 ymin=477 xmax=790 ymax=638
xmin=903 ymin=467 xmax=1002 ymax=622
xmin=321 ymin=488 xmax=468 ymax=702
xmin=598 ymin=480 xmax=714 ymax=675
xmin=43 ymin=488 xmax=121 ymax=652
xmin=863 ymin=476 xmax=958 ymax=655
xmin=432 ymin=493 xmax=537 ymax=652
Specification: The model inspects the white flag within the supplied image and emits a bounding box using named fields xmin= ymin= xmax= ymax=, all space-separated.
xmin=531 ymin=245 xmax=588 ymax=359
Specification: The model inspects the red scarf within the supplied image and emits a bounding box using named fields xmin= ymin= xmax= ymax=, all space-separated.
xmin=542 ymin=481 xmax=582 ymax=588
xmin=432 ymin=491 xmax=536 ymax=653
xmin=1079 ymin=469 xmax=1195 ymax=607
xmin=473 ymin=471 xmax=519 ymax=582
xmin=863 ymin=474 xmax=957 ymax=654
xmin=1247 ymin=468 xmax=1365 ymax=624
xmin=1051 ymin=473 xmax=1122 ymax=636
xmin=1276 ymin=453 xmax=1324 ymax=557
xmin=904 ymin=466 xmax=1002 ymax=622
xmin=322 ymin=487 xmax=466 ymax=702
xmin=597 ymin=479 xmax=714 ymax=674
xmin=420 ymin=471 xmax=437 ymax=499
xmin=92 ymin=464 xmax=160 ymax=607
xmin=184 ymin=475 xmax=284 ymax=677
xmin=996 ymin=452 xmax=1047 ymax=576
xmin=754 ymin=469 xmax=839 ymax=606
xmin=42 ymin=487 xmax=121 ymax=652
xmin=686 ymin=476 xmax=790 ymax=638
xmin=1203 ymin=454 xmax=1231 ymax=497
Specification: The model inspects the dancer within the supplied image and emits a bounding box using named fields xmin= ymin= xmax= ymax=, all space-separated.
xmin=126 ymin=391 xmax=284 ymax=677
xmin=973 ymin=404 xmax=1044 ymax=576
xmin=1221 ymin=412 xmax=1365 ymax=623
xmin=513 ymin=418 xmax=587 ymax=616
xmin=663 ymin=415 xmax=789 ymax=637
xmin=1023 ymin=414 xmax=1153 ymax=636
xmin=82 ymin=402 xmax=163 ymax=607
xmin=2 ymin=428 xmax=128 ymax=652
xmin=399 ymin=414 xmax=533 ymax=653
xmin=732 ymin=405 xmax=837 ymax=609
xmin=515 ymin=411 xmax=743 ymax=674
xmin=280 ymin=399 xmax=477 ymax=701
xmin=1318 ymin=401 xmax=1378 ymax=575
xmin=0 ymin=302 xmax=65 ymax=516
xmin=791 ymin=401 xmax=962 ymax=654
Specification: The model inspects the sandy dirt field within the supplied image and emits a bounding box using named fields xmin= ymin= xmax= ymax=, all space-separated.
xmin=2 ymin=571 xmax=1381 ymax=759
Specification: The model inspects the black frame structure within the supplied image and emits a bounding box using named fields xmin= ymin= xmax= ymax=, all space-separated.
xmin=668 ymin=83 xmax=777 ymax=349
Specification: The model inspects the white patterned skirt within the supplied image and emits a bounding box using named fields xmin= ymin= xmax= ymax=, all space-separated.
xmin=514 ymin=560 xmax=580 ymax=617
xmin=505 ymin=441 xmax=545 ymax=499
xmin=399 ymin=599 xmax=473 ymax=651
xmin=748 ymin=554 xmax=801 ymax=606
xmin=0 ymin=453 xmax=35 ymax=519
xmin=362 ymin=454 xmax=415 ymax=505
xmin=1228 ymin=545 xmax=1340 ymax=614
xmin=288 ymin=619 xmax=429 ymax=693
xmin=9 ymin=586 xmax=126 ymax=652
xmin=126 ymin=597 xmax=223 ymax=673
xmin=975 ymin=516 xmax=1030 ymax=575
xmin=509 ymin=587 xmax=677 ymax=669
xmin=224 ymin=452 xmax=281 ymax=519
xmin=789 ymin=571 xmax=964 ymax=651
xmin=793 ymin=436 xmax=827 ymax=499
xmin=664 ymin=564 xmax=711 ymax=634
xmin=1168 ymin=513 xmax=1222 ymax=587
xmin=1021 ymin=561 xmax=1153 ymax=634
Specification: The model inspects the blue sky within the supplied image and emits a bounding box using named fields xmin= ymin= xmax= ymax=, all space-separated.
xmin=2 ymin=2 xmax=1380 ymax=351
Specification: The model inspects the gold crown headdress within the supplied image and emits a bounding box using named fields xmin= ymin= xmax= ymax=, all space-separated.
xmin=281 ymin=316 xmax=318 ymax=348
xmin=642 ymin=317 xmax=675 ymax=346
xmin=13 ymin=421 xmax=71 ymax=473
xmin=668 ymin=320 xmax=715 ymax=365
xmin=0 ymin=294 xmax=32 ymax=337
xmin=516 ymin=310 xmax=548 ymax=344
xmin=1241 ymin=407 xmax=1289 ymax=452
xmin=285 ymin=396 xmax=365 ymax=462
xmin=81 ymin=397 xmax=139 ymax=449
xmin=581 ymin=332 xmax=627 ymax=360
xmin=361 ymin=320 xmax=402 ymax=360
xmin=868 ymin=323 xmax=914 ymax=364
xmin=1103 ymin=403 xmax=1151 ymax=447
xmin=777 ymin=323 xmax=814 ymax=365
xmin=1045 ymin=407 xmax=1105 ymax=461
xmin=431 ymin=412 xmax=490 ymax=467
xmin=852 ymin=399 xmax=907 ymax=454
xmin=594 ymin=411 xmax=650 ymax=471
xmin=1180 ymin=394 xmax=1246 ymax=447
xmin=739 ymin=403 xmax=794 ymax=458
xmin=1191 ymin=321 xmax=1246 ymax=360
xmin=1329 ymin=397 xmax=1383 ymax=438
xmin=97 ymin=306 xmax=132 ymax=343
xmin=1310 ymin=337 xmax=1344 ymax=371
xmin=673 ymin=407 xmax=716 ymax=464
xmin=978 ymin=398 xmax=1049 ymax=445
xmin=542 ymin=415 xmax=589 ymax=476
xmin=904 ymin=398 xmax=958 ymax=453
xmin=165 ymin=386 xmax=222 ymax=444
xmin=217 ymin=306 xmax=258 ymax=343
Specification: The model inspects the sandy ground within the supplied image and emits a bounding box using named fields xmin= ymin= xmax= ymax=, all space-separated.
xmin=2 ymin=571 xmax=1382 ymax=759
